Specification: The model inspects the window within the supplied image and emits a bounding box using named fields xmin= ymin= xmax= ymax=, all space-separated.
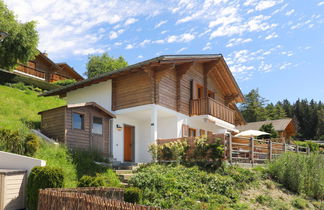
xmin=92 ymin=117 xmax=103 ymax=135
xmin=208 ymin=90 xmax=214 ymax=99
xmin=189 ymin=128 xmax=196 ymax=137
xmin=72 ymin=113 xmax=84 ymax=130
xmin=197 ymin=84 xmax=203 ymax=99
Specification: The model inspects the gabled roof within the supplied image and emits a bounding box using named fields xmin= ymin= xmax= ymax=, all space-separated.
xmin=236 ymin=118 xmax=295 ymax=132
xmin=38 ymin=102 xmax=116 ymax=118
xmin=56 ymin=63 xmax=84 ymax=81
xmin=40 ymin=54 xmax=244 ymax=102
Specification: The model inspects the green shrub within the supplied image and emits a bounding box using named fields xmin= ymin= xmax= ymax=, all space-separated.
xmin=27 ymin=166 xmax=64 ymax=210
xmin=24 ymin=134 xmax=40 ymax=156
xmin=0 ymin=129 xmax=25 ymax=155
xmin=267 ymin=152 xmax=324 ymax=200
xmin=52 ymin=79 xmax=76 ymax=86
xmin=0 ymin=129 xmax=40 ymax=156
xmin=77 ymin=175 xmax=105 ymax=187
xmin=256 ymin=194 xmax=273 ymax=205
xmin=291 ymin=198 xmax=308 ymax=209
xmin=129 ymin=164 xmax=257 ymax=209
xmin=294 ymin=140 xmax=319 ymax=152
xmin=124 ymin=187 xmax=143 ymax=203
xmin=149 ymin=140 xmax=189 ymax=162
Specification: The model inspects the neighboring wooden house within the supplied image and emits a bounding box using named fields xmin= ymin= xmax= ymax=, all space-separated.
xmin=39 ymin=102 xmax=115 ymax=157
xmin=14 ymin=51 xmax=84 ymax=82
xmin=40 ymin=54 xmax=246 ymax=162
xmin=236 ymin=118 xmax=297 ymax=143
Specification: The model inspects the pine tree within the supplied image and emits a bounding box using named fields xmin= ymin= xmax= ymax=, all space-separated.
xmin=239 ymin=89 xmax=267 ymax=122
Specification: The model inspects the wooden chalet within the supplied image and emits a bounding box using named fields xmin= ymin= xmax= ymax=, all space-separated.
xmin=40 ymin=54 xmax=247 ymax=163
xmin=15 ymin=51 xmax=84 ymax=82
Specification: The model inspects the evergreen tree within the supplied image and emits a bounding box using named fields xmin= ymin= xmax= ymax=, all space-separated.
xmin=240 ymin=89 xmax=267 ymax=122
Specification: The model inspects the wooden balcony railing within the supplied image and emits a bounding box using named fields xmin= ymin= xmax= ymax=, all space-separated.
xmin=16 ymin=65 xmax=46 ymax=79
xmin=190 ymin=97 xmax=235 ymax=124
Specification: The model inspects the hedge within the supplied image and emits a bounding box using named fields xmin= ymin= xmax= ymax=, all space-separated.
xmin=27 ymin=166 xmax=64 ymax=210
xmin=0 ymin=69 xmax=59 ymax=90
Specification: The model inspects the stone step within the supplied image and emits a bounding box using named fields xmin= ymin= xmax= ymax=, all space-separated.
xmin=118 ymin=174 xmax=134 ymax=183
xmin=115 ymin=170 xmax=133 ymax=175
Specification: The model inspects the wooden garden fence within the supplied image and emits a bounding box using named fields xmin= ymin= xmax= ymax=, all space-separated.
xmin=37 ymin=187 xmax=164 ymax=210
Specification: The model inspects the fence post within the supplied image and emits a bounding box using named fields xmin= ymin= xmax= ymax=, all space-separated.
xmin=228 ymin=135 xmax=232 ymax=164
xmin=250 ymin=138 xmax=254 ymax=165
xmin=283 ymin=143 xmax=286 ymax=153
xmin=307 ymin=147 xmax=310 ymax=155
xmin=268 ymin=140 xmax=272 ymax=161
xmin=296 ymin=145 xmax=299 ymax=153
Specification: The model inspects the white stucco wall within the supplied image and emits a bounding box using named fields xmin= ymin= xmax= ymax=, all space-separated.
xmin=0 ymin=151 xmax=46 ymax=175
xmin=157 ymin=116 xmax=178 ymax=139
xmin=66 ymin=80 xmax=112 ymax=111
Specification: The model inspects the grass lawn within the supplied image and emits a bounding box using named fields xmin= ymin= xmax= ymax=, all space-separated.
xmin=0 ymin=85 xmax=66 ymax=133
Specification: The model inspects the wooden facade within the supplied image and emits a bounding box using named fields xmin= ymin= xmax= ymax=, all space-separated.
xmin=110 ymin=59 xmax=245 ymax=125
xmin=39 ymin=103 xmax=115 ymax=157
xmin=43 ymin=55 xmax=246 ymax=125
xmin=15 ymin=52 xmax=83 ymax=82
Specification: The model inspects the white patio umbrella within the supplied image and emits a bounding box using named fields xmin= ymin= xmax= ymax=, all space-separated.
xmin=234 ymin=130 xmax=270 ymax=138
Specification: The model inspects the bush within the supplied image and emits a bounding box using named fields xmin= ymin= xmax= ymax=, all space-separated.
xmin=124 ymin=187 xmax=143 ymax=203
xmin=24 ymin=134 xmax=40 ymax=156
xmin=291 ymin=198 xmax=308 ymax=209
xmin=0 ymin=129 xmax=40 ymax=156
xmin=267 ymin=152 xmax=324 ymax=200
xmin=149 ymin=140 xmax=189 ymax=162
xmin=27 ymin=166 xmax=64 ymax=210
xmin=129 ymin=164 xmax=258 ymax=209
xmin=52 ymin=79 xmax=76 ymax=86
xmin=294 ymin=140 xmax=319 ymax=152
xmin=77 ymin=175 xmax=105 ymax=187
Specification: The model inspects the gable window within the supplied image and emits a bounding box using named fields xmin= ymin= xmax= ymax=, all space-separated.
xmin=189 ymin=128 xmax=196 ymax=137
xmin=72 ymin=113 xmax=84 ymax=130
xmin=92 ymin=117 xmax=103 ymax=135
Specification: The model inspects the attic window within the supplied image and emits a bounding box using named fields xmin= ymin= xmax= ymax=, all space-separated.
xmin=72 ymin=113 xmax=84 ymax=130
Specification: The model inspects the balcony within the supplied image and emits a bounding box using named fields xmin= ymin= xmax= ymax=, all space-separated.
xmin=190 ymin=97 xmax=235 ymax=124
xmin=16 ymin=65 xmax=46 ymax=80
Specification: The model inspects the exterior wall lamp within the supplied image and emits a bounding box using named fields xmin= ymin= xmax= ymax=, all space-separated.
xmin=116 ymin=124 xmax=122 ymax=131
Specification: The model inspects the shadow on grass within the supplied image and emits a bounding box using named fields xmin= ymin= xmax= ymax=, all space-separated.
xmin=20 ymin=117 xmax=41 ymax=129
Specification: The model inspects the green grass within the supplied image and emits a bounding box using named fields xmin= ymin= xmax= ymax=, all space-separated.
xmin=0 ymin=85 xmax=65 ymax=133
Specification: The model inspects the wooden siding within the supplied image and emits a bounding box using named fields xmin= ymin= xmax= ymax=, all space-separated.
xmin=65 ymin=106 xmax=111 ymax=157
xmin=112 ymin=71 xmax=152 ymax=110
xmin=40 ymin=107 xmax=66 ymax=143
xmin=156 ymin=68 xmax=177 ymax=110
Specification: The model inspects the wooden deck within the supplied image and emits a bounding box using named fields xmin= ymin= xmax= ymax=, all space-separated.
xmin=190 ymin=97 xmax=235 ymax=124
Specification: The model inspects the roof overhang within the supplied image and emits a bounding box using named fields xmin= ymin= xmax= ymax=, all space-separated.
xmin=40 ymin=54 xmax=244 ymax=102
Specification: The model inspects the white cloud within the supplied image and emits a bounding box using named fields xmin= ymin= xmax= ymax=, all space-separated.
xmin=202 ymin=42 xmax=211 ymax=51
xmin=318 ymin=1 xmax=324 ymax=6
xmin=124 ymin=18 xmax=137 ymax=26
xmin=154 ymin=20 xmax=167 ymax=28
xmin=139 ymin=39 xmax=151 ymax=47
xmin=285 ymin=9 xmax=294 ymax=16
xmin=153 ymin=39 xmax=165 ymax=44
xmin=226 ymin=38 xmax=252 ymax=47
xmin=166 ymin=33 xmax=195 ymax=43
xmin=176 ymin=47 xmax=187 ymax=53
xmin=259 ymin=61 xmax=272 ymax=72
xmin=255 ymin=1 xmax=278 ymax=11
xmin=114 ymin=42 xmax=122 ymax=46
xmin=265 ymin=32 xmax=278 ymax=40
xmin=161 ymin=30 xmax=167 ymax=34
xmin=125 ymin=44 xmax=134 ymax=49
xmin=137 ymin=55 xmax=144 ymax=59
xmin=109 ymin=31 xmax=118 ymax=39
xmin=279 ymin=62 xmax=292 ymax=70
xmin=73 ymin=48 xmax=105 ymax=55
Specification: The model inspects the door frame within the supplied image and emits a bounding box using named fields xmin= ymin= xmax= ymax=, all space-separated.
xmin=123 ymin=124 xmax=135 ymax=162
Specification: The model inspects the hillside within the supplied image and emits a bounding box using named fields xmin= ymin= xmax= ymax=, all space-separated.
xmin=0 ymin=84 xmax=66 ymax=133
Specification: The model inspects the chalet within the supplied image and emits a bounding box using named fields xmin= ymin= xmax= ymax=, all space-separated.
xmin=236 ymin=118 xmax=297 ymax=143
xmin=40 ymin=54 xmax=246 ymax=163
xmin=14 ymin=51 xmax=84 ymax=82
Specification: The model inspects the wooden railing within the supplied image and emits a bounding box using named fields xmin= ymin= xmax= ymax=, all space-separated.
xmin=227 ymin=137 xmax=309 ymax=164
xmin=190 ymin=97 xmax=235 ymax=124
xmin=16 ymin=65 xmax=45 ymax=79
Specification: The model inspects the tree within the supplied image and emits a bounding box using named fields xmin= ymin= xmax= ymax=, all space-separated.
xmin=0 ymin=0 xmax=39 ymax=70
xmin=85 ymin=53 xmax=128 ymax=78
xmin=259 ymin=123 xmax=278 ymax=138
xmin=239 ymin=89 xmax=268 ymax=122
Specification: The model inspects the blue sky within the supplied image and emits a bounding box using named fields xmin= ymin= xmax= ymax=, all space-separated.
xmin=5 ymin=0 xmax=324 ymax=103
